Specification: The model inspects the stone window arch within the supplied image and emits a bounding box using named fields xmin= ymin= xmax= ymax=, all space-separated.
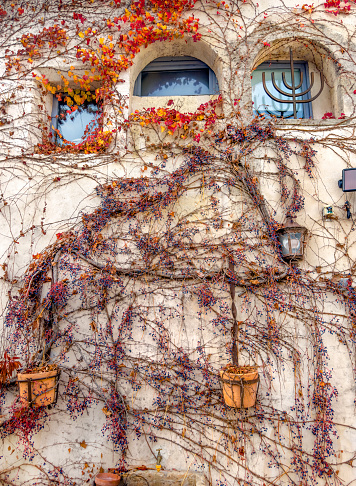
xmin=129 ymin=38 xmax=222 ymax=113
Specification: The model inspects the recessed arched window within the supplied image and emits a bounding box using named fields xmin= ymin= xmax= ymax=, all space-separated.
xmin=251 ymin=47 xmax=328 ymax=119
xmin=134 ymin=56 xmax=219 ymax=97
xmin=252 ymin=61 xmax=312 ymax=118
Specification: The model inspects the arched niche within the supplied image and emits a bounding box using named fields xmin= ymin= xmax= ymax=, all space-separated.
xmin=128 ymin=37 xmax=223 ymax=113
xmin=251 ymin=38 xmax=343 ymax=120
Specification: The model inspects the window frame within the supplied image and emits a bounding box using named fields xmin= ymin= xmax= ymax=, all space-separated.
xmin=133 ymin=56 xmax=219 ymax=97
xmin=51 ymin=94 xmax=101 ymax=145
xmin=252 ymin=60 xmax=313 ymax=119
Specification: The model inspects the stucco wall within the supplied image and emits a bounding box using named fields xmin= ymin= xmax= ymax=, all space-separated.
xmin=1 ymin=1 xmax=356 ymax=485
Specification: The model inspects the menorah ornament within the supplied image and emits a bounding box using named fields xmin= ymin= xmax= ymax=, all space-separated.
xmin=262 ymin=48 xmax=324 ymax=119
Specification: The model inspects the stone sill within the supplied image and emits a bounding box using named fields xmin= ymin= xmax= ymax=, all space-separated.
xmin=124 ymin=470 xmax=208 ymax=486
xmin=31 ymin=152 xmax=114 ymax=167
xmin=274 ymin=118 xmax=353 ymax=130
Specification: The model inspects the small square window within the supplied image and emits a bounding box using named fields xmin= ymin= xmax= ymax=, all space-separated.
xmin=134 ymin=56 xmax=219 ymax=97
xmin=252 ymin=61 xmax=312 ymax=119
xmin=51 ymin=94 xmax=101 ymax=145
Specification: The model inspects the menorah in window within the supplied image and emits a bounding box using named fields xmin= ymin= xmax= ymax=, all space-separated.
xmin=252 ymin=48 xmax=324 ymax=119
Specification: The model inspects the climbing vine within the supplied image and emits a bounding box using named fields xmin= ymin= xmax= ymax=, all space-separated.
xmin=1 ymin=0 xmax=356 ymax=485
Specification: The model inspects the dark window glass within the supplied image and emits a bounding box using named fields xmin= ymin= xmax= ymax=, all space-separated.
xmin=134 ymin=56 xmax=219 ymax=97
xmin=141 ymin=69 xmax=210 ymax=96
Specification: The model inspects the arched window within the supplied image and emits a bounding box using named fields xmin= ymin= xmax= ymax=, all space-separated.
xmin=134 ymin=56 xmax=219 ymax=97
xmin=252 ymin=60 xmax=313 ymax=118
xmin=251 ymin=45 xmax=330 ymax=120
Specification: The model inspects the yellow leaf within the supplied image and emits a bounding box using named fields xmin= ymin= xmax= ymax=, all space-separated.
xmin=89 ymin=321 xmax=97 ymax=332
xmin=78 ymin=32 xmax=84 ymax=38
xmin=161 ymin=126 xmax=165 ymax=132
xmin=99 ymin=38 xmax=105 ymax=44
xmin=102 ymin=406 xmax=112 ymax=417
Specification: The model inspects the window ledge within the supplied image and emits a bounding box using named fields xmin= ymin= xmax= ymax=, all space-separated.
xmin=274 ymin=118 xmax=352 ymax=129
xmin=32 ymin=152 xmax=110 ymax=166
xmin=131 ymin=94 xmax=215 ymax=113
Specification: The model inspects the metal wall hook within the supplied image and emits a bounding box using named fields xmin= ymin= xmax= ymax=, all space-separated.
xmin=345 ymin=201 xmax=352 ymax=219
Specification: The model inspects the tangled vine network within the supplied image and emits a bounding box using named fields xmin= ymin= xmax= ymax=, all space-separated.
xmin=1 ymin=0 xmax=356 ymax=485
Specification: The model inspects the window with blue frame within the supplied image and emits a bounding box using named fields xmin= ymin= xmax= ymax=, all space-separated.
xmin=134 ymin=56 xmax=219 ymax=97
xmin=51 ymin=93 xmax=101 ymax=145
xmin=251 ymin=61 xmax=312 ymax=119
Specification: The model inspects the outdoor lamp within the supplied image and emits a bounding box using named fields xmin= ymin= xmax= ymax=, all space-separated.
xmin=276 ymin=218 xmax=307 ymax=261
xmin=338 ymin=168 xmax=356 ymax=192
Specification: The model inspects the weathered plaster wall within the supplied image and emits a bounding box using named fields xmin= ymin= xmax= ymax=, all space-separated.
xmin=1 ymin=1 xmax=356 ymax=485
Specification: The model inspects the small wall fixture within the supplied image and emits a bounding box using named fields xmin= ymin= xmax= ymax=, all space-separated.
xmin=323 ymin=206 xmax=335 ymax=219
xmin=338 ymin=168 xmax=356 ymax=192
xmin=276 ymin=218 xmax=307 ymax=261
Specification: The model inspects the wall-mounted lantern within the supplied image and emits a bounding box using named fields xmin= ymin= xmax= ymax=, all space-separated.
xmin=338 ymin=168 xmax=356 ymax=192
xmin=276 ymin=218 xmax=307 ymax=261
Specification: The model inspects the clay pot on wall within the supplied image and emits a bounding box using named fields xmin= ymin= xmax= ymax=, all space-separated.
xmin=17 ymin=367 xmax=60 ymax=407
xmin=95 ymin=472 xmax=121 ymax=486
xmin=220 ymin=365 xmax=259 ymax=408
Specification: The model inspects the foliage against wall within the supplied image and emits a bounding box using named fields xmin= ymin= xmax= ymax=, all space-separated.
xmin=1 ymin=0 xmax=356 ymax=485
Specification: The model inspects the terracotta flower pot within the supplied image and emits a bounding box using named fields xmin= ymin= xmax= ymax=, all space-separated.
xmin=17 ymin=368 xmax=59 ymax=408
xmin=220 ymin=365 xmax=259 ymax=408
xmin=95 ymin=472 xmax=121 ymax=486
